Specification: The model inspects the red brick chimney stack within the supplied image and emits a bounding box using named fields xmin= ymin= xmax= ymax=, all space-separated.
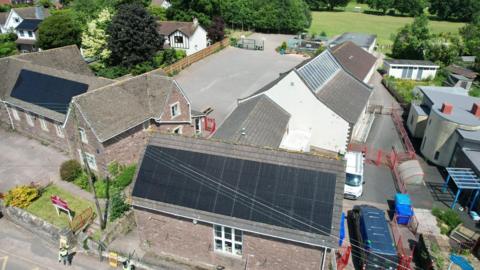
xmin=441 ymin=103 xmax=453 ymax=115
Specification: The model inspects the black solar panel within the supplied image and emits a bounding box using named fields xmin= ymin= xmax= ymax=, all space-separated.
xmin=16 ymin=19 xmax=43 ymax=31
xmin=10 ymin=70 xmax=89 ymax=114
xmin=132 ymin=145 xmax=337 ymax=235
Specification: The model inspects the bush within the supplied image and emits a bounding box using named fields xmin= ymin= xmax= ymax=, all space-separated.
xmin=113 ymin=165 xmax=137 ymax=190
xmin=4 ymin=185 xmax=39 ymax=208
xmin=92 ymin=64 xmax=129 ymax=79
xmin=60 ymin=160 xmax=83 ymax=182
xmin=109 ymin=191 xmax=130 ymax=221
xmin=73 ymin=172 xmax=91 ymax=191
xmin=94 ymin=179 xmax=109 ymax=199
xmin=431 ymin=207 xmax=462 ymax=234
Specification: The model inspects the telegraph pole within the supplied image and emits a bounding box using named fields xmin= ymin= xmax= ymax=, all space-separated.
xmin=70 ymin=103 xmax=105 ymax=229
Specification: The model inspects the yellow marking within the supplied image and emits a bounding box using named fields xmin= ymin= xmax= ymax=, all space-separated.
xmin=1 ymin=256 xmax=8 ymax=270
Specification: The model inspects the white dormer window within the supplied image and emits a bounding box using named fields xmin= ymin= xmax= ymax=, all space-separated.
xmin=170 ymin=102 xmax=180 ymax=118
xmin=19 ymin=30 xmax=24 ymax=37
xmin=79 ymin=128 xmax=88 ymax=144
xmin=28 ymin=31 xmax=33 ymax=38
xmin=174 ymin=36 xmax=184 ymax=44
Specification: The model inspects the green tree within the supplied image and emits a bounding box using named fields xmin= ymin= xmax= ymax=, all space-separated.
xmin=0 ymin=33 xmax=17 ymax=58
xmin=366 ymin=0 xmax=394 ymax=14
xmin=37 ymin=12 xmax=82 ymax=49
xmin=429 ymin=0 xmax=480 ymax=22
xmin=109 ymin=191 xmax=130 ymax=221
xmin=320 ymin=0 xmax=349 ymax=11
xmin=147 ymin=5 xmax=167 ymax=20
xmin=425 ymin=33 xmax=461 ymax=66
xmin=107 ymin=3 xmax=162 ymax=67
xmin=460 ymin=14 xmax=480 ymax=69
xmin=391 ymin=14 xmax=430 ymax=59
xmin=394 ymin=0 xmax=426 ymax=16
xmin=81 ymin=8 xmax=113 ymax=62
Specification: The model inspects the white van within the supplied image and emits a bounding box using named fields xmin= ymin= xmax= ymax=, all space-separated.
xmin=344 ymin=151 xmax=365 ymax=199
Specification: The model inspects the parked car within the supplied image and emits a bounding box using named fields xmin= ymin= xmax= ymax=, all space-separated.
xmin=349 ymin=205 xmax=398 ymax=270
xmin=343 ymin=151 xmax=364 ymax=199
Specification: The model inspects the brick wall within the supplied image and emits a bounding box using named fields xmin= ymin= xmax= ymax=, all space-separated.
xmin=134 ymin=209 xmax=325 ymax=270
xmin=3 ymin=104 xmax=69 ymax=151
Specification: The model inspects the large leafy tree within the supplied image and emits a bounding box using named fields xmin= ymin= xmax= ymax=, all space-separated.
xmin=366 ymin=0 xmax=394 ymax=14
xmin=207 ymin=16 xmax=225 ymax=42
xmin=429 ymin=0 xmax=480 ymax=22
xmin=107 ymin=3 xmax=162 ymax=67
xmin=394 ymin=0 xmax=426 ymax=16
xmin=320 ymin=0 xmax=349 ymax=11
xmin=37 ymin=11 xmax=82 ymax=49
xmin=460 ymin=14 xmax=480 ymax=69
xmin=425 ymin=33 xmax=461 ymax=66
xmin=0 ymin=33 xmax=17 ymax=58
xmin=81 ymin=8 xmax=113 ymax=62
xmin=391 ymin=14 xmax=430 ymax=60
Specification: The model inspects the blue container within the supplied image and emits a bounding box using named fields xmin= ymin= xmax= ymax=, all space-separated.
xmin=395 ymin=193 xmax=413 ymax=225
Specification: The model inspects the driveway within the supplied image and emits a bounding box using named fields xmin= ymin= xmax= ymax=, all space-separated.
xmin=175 ymin=33 xmax=306 ymax=125
xmin=0 ymin=128 xmax=67 ymax=192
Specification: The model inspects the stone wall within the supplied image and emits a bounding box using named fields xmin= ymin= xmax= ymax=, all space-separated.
xmin=101 ymin=210 xmax=136 ymax=245
xmin=134 ymin=209 xmax=325 ymax=270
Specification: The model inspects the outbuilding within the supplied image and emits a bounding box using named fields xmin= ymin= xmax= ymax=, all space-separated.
xmin=384 ymin=59 xmax=439 ymax=80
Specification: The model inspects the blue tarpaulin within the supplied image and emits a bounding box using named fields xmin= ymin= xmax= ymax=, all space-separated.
xmin=339 ymin=212 xmax=345 ymax=246
xmin=449 ymin=254 xmax=474 ymax=270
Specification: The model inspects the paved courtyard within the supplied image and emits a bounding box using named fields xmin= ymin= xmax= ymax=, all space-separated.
xmin=175 ymin=33 xmax=306 ymax=125
xmin=0 ymin=128 xmax=67 ymax=192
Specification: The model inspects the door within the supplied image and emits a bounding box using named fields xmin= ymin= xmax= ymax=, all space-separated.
xmin=416 ymin=67 xmax=423 ymax=80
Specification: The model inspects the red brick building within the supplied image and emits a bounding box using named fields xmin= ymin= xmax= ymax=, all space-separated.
xmin=0 ymin=46 xmax=213 ymax=176
xmin=131 ymin=134 xmax=345 ymax=270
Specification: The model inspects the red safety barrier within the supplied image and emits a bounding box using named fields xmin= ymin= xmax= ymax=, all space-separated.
xmin=391 ymin=213 xmax=415 ymax=270
xmin=336 ymin=244 xmax=352 ymax=270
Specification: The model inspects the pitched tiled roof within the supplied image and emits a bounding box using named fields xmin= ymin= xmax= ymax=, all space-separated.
xmin=330 ymin=32 xmax=376 ymax=50
xmin=157 ymin=21 xmax=197 ymax=37
xmin=213 ymin=95 xmax=290 ymax=148
xmin=13 ymin=7 xmax=50 ymax=19
xmin=73 ymin=71 xmax=182 ymax=142
xmin=13 ymin=45 xmax=94 ymax=76
xmin=331 ymin=41 xmax=377 ymax=82
xmin=315 ymin=70 xmax=372 ymax=125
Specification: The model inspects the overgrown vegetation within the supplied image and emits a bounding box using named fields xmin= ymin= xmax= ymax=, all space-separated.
xmin=430 ymin=242 xmax=445 ymax=269
xmin=109 ymin=191 xmax=130 ymax=221
xmin=383 ymin=71 xmax=445 ymax=103
xmin=0 ymin=33 xmax=17 ymax=58
xmin=4 ymin=185 xmax=39 ymax=208
xmin=60 ymin=160 xmax=83 ymax=182
xmin=431 ymin=207 xmax=462 ymax=235
xmin=37 ymin=11 xmax=82 ymax=49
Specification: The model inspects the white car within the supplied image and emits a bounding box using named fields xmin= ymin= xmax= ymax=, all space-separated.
xmin=343 ymin=151 xmax=365 ymax=200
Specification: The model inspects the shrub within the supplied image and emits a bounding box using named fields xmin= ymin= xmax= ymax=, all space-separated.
xmin=94 ymin=179 xmax=109 ymax=199
xmin=73 ymin=172 xmax=91 ymax=191
xmin=113 ymin=165 xmax=137 ymax=189
xmin=431 ymin=207 xmax=462 ymax=234
xmin=4 ymin=185 xmax=39 ymax=208
xmin=60 ymin=160 xmax=83 ymax=182
xmin=109 ymin=191 xmax=130 ymax=221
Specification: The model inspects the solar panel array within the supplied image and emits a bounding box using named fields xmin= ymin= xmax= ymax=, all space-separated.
xmin=296 ymin=51 xmax=341 ymax=93
xmin=10 ymin=70 xmax=89 ymax=114
xmin=16 ymin=19 xmax=42 ymax=30
xmin=133 ymin=145 xmax=338 ymax=235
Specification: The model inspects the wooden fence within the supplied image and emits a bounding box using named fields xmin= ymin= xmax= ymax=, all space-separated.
xmin=163 ymin=38 xmax=230 ymax=75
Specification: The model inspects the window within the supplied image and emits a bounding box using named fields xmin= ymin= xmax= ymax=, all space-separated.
xmin=55 ymin=124 xmax=64 ymax=138
xmin=434 ymin=151 xmax=440 ymax=160
xmin=174 ymin=36 xmax=184 ymax=44
xmin=19 ymin=30 xmax=24 ymax=37
xmin=27 ymin=31 xmax=33 ymax=37
xmin=39 ymin=117 xmax=48 ymax=131
xmin=213 ymin=225 xmax=242 ymax=256
xmin=170 ymin=102 xmax=180 ymax=118
xmin=173 ymin=126 xmax=182 ymax=134
xmin=85 ymin=153 xmax=97 ymax=171
xmin=25 ymin=113 xmax=34 ymax=127
xmin=14 ymin=17 xmax=19 ymax=23
xmin=194 ymin=118 xmax=201 ymax=134
xmin=79 ymin=128 xmax=88 ymax=143
xmin=10 ymin=107 xmax=20 ymax=121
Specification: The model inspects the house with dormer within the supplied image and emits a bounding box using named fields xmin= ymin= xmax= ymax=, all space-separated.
xmin=157 ymin=18 xmax=208 ymax=55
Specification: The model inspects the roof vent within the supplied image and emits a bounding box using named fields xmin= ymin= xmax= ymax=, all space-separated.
xmin=472 ymin=103 xmax=480 ymax=117
xmin=441 ymin=103 xmax=453 ymax=115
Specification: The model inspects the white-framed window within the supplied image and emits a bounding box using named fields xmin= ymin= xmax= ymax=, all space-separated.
xmin=194 ymin=118 xmax=202 ymax=134
xmin=170 ymin=102 xmax=180 ymax=118
xmin=25 ymin=113 xmax=34 ymax=127
xmin=85 ymin=152 xmax=97 ymax=171
xmin=55 ymin=124 xmax=64 ymax=138
xmin=79 ymin=128 xmax=88 ymax=144
xmin=173 ymin=126 xmax=183 ymax=134
xmin=174 ymin=36 xmax=184 ymax=44
xmin=10 ymin=107 xmax=20 ymax=121
xmin=39 ymin=117 xmax=48 ymax=131
xmin=18 ymin=30 xmax=24 ymax=37
xmin=213 ymin=225 xmax=243 ymax=256
xmin=14 ymin=17 xmax=19 ymax=23
xmin=27 ymin=31 xmax=33 ymax=37
xmin=77 ymin=149 xmax=84 ymax=165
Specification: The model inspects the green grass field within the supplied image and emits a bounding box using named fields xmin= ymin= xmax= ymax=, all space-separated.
xmin=309 ymin=11 xmax=465 ymax=52
xmin=27 ymin=185 xmax=96 ymax=228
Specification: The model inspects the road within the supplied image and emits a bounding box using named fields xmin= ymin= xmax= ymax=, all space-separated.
xmin=0 ymin=217 xmax=111 ymax=270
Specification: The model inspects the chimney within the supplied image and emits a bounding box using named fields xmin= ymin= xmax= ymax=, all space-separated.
xmin=441 ymin=103 xmax=453 ymax=115
xmin=193 ymin=17 xmax=199 ymax=27
xmin=472 ymin=103 xmax=480 ymax=117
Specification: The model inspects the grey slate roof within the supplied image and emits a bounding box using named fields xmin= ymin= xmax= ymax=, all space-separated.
xmin=13 ymin=45 xmax=94 ymax=76
xmin=330 ymin=32 xmax=376 ymax=50
xmin=13 ymin=7 xmax=50 ymax=19
xmin=73 ymin=71 xmax=183 ymax=142
xmin=132 ymin=134 xmax=345 ymax=249
xmin=384 ymin=59 xmax=438 ymax=66
xmin=419 ymin=86 xmax=480 ymax=126
xmin=330 ymin=41 xmax=377 ymax=81
xmin=213 ymin=95 xmax=290 ymax=148
xmin=296 ymin=50 xmax=341 ymax=93
xmin=315 ymin=70 xmax=372 ymax=124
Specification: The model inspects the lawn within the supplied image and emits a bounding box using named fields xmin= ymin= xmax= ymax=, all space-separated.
xmin=26 ymin=185 xmax=96 ymax=229
xmin=309 ymin=11 xmax=465 ymax=53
